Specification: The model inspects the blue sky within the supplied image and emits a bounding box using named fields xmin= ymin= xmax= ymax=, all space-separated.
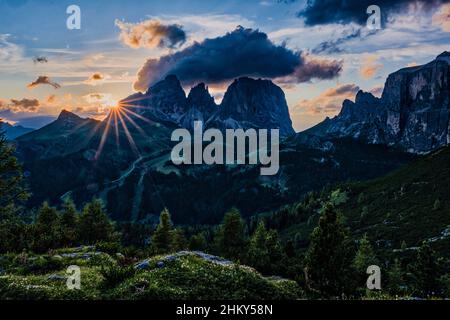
xmin=0 ymin=0 xmax=449 ymax=130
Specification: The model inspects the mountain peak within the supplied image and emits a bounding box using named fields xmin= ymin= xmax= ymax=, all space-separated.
xmin=57 ymin=109 xmax=82 ymax=121
xmin=436 ymin=51 xmax=450 ymax=64
xmin=216 ymin=77 xmax=295 ymax=137
xmin=187 ymin=83 xmax=216 ymax=110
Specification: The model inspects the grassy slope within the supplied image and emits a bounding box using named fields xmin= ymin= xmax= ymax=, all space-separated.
xmin=267 ymin=146 xmax=450 ymax=256
xmin=0 ymin=249 xmax=301 ymax=300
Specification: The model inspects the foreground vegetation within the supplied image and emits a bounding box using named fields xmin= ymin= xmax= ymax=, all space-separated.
xmin=1 ymin=131 xmax=449 ymax=300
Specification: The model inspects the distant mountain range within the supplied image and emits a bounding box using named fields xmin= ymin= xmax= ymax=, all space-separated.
xmin=12 ymin=52 xmax=450 ymax=224
xmin=0 ymin=120 xmax=34 ymax=140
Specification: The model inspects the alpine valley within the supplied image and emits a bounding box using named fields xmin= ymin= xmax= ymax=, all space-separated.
xmin=13 ymin=53 xmax=450 ymax=230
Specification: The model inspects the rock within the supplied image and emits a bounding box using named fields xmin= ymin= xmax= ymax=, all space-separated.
xmin=135 ymin=260 xmax=151 ymax=270
xmin=156 ymin=261 xmax=165 ymax=268
xmin=122 ymin=75 xmax=295 ymax=137
xmin=47 ymin=274 xmax=66 ymax=281
xmin=308 ymin=52 xmax=450 ymax=154
xmin=209 ymin=77 xmax=295 ymax=137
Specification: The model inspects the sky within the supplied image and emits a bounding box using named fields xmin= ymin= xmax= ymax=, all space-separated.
xmin=0 ymin=0 xmax=449 ymax=131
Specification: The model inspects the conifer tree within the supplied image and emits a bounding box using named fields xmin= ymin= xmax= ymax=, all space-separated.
xmin=60 ymin=198 xmax=79 ymax=247
xmin=215 ymin=208 xmax=247 ymax=261
xmin=78 ymin=198 xmax=114 ymax=245
xmin=247 ymin=221 xmax=270 ymax=271
xmin=0 ymin=130 xmax=29 ymax=252
xmin=33 ymin=202 xmax=61 ymax=252
xmin=353 ymin=234 xmax=379 ymax=273
xmin=171 ymin=228 xmax=187 ymax=252
xmin=152 ymin=208 xmax=174 ymax=254
xmin=189 ymin=232 xmax=207 ymax=251
xmin=304 ymin=204 xmax=356 ymax=298
xmin=410 ymin=241 xmax=442 ymax=297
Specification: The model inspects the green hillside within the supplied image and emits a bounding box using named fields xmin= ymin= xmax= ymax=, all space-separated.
xmin=262 ymin=146 xmax=450 ymax=256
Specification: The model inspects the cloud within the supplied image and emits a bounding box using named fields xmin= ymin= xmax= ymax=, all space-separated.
xmin=133 ymin=26 xmax=342 ymax=91
xmin=82 ymin=93 xmax=116 ymax=107
xmin=115 ymin=19 xmax=186 ymax=49
xmin=84 ymin=72 xmax=110 ymax=86
xmin=33 ymin=56 xmax=48 ymax=64
xmin=5 ymin=98 xmax=40 ymax=113
xmin=0 ymin=34 xmax=24 ymax=68
xmin=298 ymin=0 xmax=450 ymax=26
xmin=295 ymin=83 xmax=360 ymax=115
xmin=46 ymin=95 xmax=57 ymax=104
xmin=432 ymin=3 xmax=450 ymax=32
xmin=27 ymin=76 xmax=61 ymax=89
xmin=359 ymin=55 xmax=383 ymax=79
xmin=276 ymin=53 xmax=343 ymax=85
xmin=369 ymin=86 xmax=384 ymax=97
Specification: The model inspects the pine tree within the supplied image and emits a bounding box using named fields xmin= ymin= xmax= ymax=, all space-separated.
xmin=60 ymin=198 xmax=79 ymax=247
xmin=78 ymin=198 xmax=114 ymax=245
xmin=410 ymin=241 xmax=442 ymax=297
xmin=189 ymin=232 xmax=207 ymax=251
xmin=170 ymin=228 xmax=187 ymax=252
xmin=353 ymin=234 xmax=379 ymax=273
xmin=304 ymin=204 xmax=357 ymax=298
xmin=215 ymin=208 xmax=247 ymax=261
xmin=387 ymin=259 xmax=404 ymax=295
xmin=0 ymin=130 xmax=29 ymax=253
xmin=0 ymin=131 xmax=29 ymax=210
xmin=247 ymin=221 xmax=270 ymax=271
xmin=32 ymin=202 xmax=62 ymax=252
xmin=152 ymin=208 xmax=174 ymax=254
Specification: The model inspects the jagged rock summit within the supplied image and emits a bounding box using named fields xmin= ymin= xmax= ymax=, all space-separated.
xmin=121 ymin=75 xmax=295 ymax=137
xmin=307 ymin=52 xmax=450 ymax=153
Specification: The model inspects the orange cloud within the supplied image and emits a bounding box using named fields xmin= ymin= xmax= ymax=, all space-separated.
xmin=295 ymin=83 xmax=360 ymax=116
xmin=6 ymin=98 xmax=40 ymax=113
xmin=46 ymin=94 xmax=57 ymax=104
xmin=360 ymin=55 xmax=383 ymax=79
xmin=84 ymin=72 xmax=110 ymax=86
xmin=27 ymin=76 xmax=61 ymax=89
xmin=432 ymin=4 xmax=450 ymax=32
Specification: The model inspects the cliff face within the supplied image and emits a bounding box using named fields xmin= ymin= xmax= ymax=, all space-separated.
xmin=211 ymin=77 xmax=295 ymax=137
xmin=122 ymin=75 xmax=295 ymax=137
xmin=308 ymin=52 xmax=450 ymax=153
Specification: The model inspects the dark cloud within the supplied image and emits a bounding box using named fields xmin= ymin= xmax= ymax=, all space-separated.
xmin=313 ymin=28 xmax=367 ymax=54
xmin=115 ymin=19 xmax=186 ymax=49
xmin=27 ymin=76 xmax=61 ymax=89
xmin=134 ymin=26 xmax=342 ymax=91
xmin=276 ymin=53 xmax=343 ymax=85
xmin=298 ymin=0 xmax=450 ymax=26
xmin=33 ymin=56 xmax=48 ymax=64
xmin=7 ymin=98 xmax=40 ymax=112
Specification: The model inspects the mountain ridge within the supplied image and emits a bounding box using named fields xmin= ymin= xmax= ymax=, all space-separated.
xmin=307 ymin=52 xmax=450 ymax=154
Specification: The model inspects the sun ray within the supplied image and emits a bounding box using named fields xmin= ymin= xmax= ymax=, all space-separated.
xmin=112 ymin=109 xmax=120 ymax=149
xmin=118 ymin=108 xmax=150 ymax=139
xmin=116 ymin=108 xmax=140 ymax=156
xmin=95 ymin=111 xmax=113 ymax=160
xmin=121 ymin=106 xmax=156 ymax=125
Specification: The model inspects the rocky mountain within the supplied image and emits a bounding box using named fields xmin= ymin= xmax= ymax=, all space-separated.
xmin=0 ymin=120 xmax=34 ymax=140
xmin=122 ymin=75 xmax=295 ymax=137
xmin=16 ymin=110 xmax=101 ymax=160
xmin=307 ymin=52 xmax=450 ymax=154
xmin=208 ymin=77 xmax=295 ymax=137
